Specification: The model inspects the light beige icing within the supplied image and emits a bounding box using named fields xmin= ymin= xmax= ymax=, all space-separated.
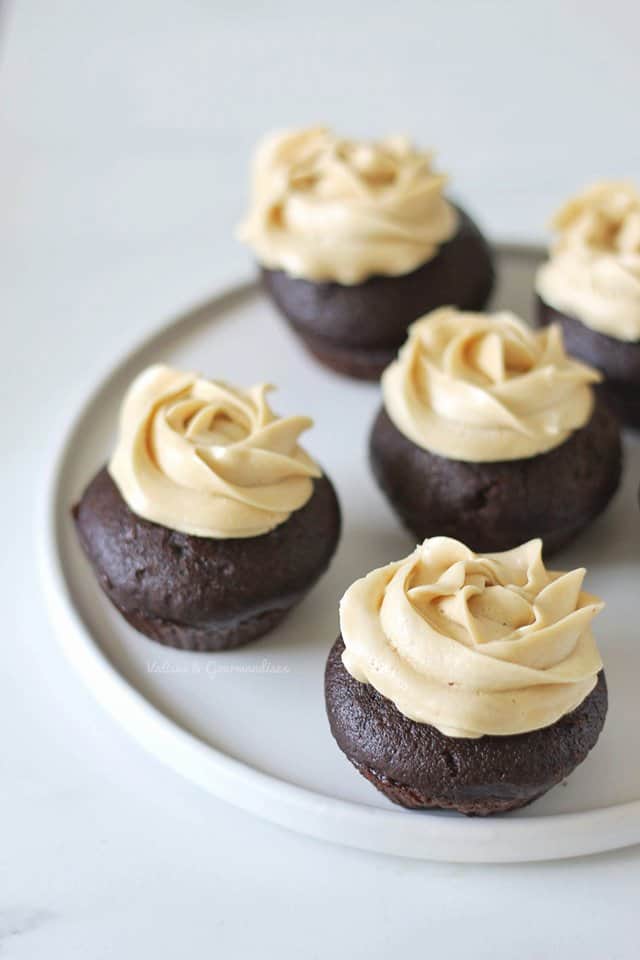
xmin=381 ymin=307 xmax=600 ymax=462
xmin=108 ymin=365 xmax=321 ymax=538
xmin=340 ymin=537 xmax=603 ymax=738
xmin=237 ymin=127 xmax=458 ymax=285
xmin=536 ymin=181 xmax=640 ymax=342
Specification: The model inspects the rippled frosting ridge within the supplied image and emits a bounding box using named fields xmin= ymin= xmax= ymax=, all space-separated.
xmin=536 ymin=181 xmax=640 ymax=341
xmin=109 ymin=365 xmax=321 ymax=538
xmin=237 ymin=127 xmax=458 ymax=284
xmin=381 ymin=307 xmax=600 ymax=462
xmin=340 ymin=537 xmax=603 ymax=738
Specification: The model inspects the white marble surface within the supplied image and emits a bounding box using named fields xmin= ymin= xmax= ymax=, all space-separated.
xmin=3 ymin=1 xmax=639 ymax=955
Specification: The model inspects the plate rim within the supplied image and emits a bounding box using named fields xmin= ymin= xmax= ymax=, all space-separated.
xmin=38 ymin=247 xmax=640 ymax=863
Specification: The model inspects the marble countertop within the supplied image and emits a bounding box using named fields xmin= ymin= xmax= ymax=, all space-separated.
xmin=3 ymin=1 xmax=639 ymax=955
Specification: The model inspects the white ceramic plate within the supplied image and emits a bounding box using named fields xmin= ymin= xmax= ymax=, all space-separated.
xmin=40 ymin=246 xmax=640 ymax=863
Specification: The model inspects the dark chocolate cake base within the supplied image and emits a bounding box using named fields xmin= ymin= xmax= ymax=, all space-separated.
xmin=536 ymin=296 xmax=640 ymax=429
xmin=369 ymin=398 xmax=622 ymax=556
xmin=325 ymin=637 xmax=608 ymax=816
xmin=263 ymin=206 xmax=495 ymax=380
xmin=74 ymin=467 xmax=341 ymax=651
xmin=288 ymin=329 xmax=400 ymax=381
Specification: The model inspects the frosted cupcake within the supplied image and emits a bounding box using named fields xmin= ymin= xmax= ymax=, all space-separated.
xmin=325 ymin=537 xmax=607 ymax=815
xmin=370 ymin=307 xmax=621 ymax=554
xmin=238 ymin=127 xmax=494 ymax=379
xmin=536 ymin=181 xmax=640 ymax=427
xmin=74 ymin=365 xmax=341 ymax=651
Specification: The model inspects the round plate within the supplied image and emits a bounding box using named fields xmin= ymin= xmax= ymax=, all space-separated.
xmin=40 ymin=246 xmax=640 ymax=863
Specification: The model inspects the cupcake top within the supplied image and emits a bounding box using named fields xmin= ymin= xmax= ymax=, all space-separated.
xmin=340 ymin=537 xmax=603 ymax=738
xmin=109 ymin=364 xmax=321 ymax=538
xmin=381 ymin=307 xmax=600 ymax=462
xmin=237 ymin=127 xmax=458 ymax=285
xmin=536 ymin=181 xmax=640 ymax=342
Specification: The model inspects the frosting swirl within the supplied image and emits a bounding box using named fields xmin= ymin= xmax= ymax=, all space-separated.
xmin=109 ymin=365 xmax=321 ymax=538
xmin=237 ymin=127 xmax=458 ymax=285
xmin=536 ymin=181 xmax=640 ymax=341
xmin=340 ymin=537 xmax=603 ymax=738
xmin=381 ymin=307 xmax=600 ymax=462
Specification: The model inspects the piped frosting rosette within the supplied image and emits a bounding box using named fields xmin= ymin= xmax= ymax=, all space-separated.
xmin=536 ymin=181 xmax=640 ymax=342
xmin=237 ymin=126 xmax=458 ymax=284
xmin=340 ymin=537 xmax=604 ymax=738
xmin=109 ymin=364 xmax=321 ymax=538
xmin=381 ymin=307 xmax=601 ymax=462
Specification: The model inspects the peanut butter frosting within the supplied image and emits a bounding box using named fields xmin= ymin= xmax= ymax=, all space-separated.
xmin=108 ymin=365 xmax=321 ymax=538
xmin=381 ymin=307 xmax=600 ymax=462
xmin=536 ymin=181 xmax=640 ymax=342
xmin=340 ymin=537 xmax=603 ymax=738
xmin=237 ymin=127 xmax=458 ymax=285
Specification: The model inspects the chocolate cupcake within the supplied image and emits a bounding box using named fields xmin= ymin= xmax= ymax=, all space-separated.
xmin=536 ymin=181 xmax=640 ymax=427
xmin=326 ymin=537 xmax=607 ymax=815
xmin=74 ymin=365 xmax=341 ymax=651
xmin=238 ymin=128 xmax=494 ymax=380
xmin=370 ymin=307 xmax=622 ymax=554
